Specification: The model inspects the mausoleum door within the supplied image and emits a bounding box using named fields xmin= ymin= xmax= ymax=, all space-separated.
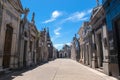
xmin=3 ymin=25 xmax=13 ymax=68
xmin=115 ymin=18 xmax=120 ymax=74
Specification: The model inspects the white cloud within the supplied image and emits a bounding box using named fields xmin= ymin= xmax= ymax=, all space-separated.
xmin=43 ymin=18 xmax=55 ymax=24
xmin=61 ymin=9 xmax=92 ymax=23
xmin=65 ymin=12 xmax=86 ymax=21
xmin=51 ymin=27 xmax=61 ymax=41
xmin=43 ymin=10 xmax=62 ymax=23
xmin=54 ymin=27 xmax=61 ymax=36
xmin=52 ymin=11 xmax=61 ymax=18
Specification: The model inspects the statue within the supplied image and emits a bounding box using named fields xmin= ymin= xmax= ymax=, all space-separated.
xmin=24 ymin=8 xmax=29 ymax=18
xmin=73 ymin=34 xmax=77 ymax=41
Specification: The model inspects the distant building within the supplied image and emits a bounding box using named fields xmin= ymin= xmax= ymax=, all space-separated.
xmin=59 ymin=44 xmax=71 ymax=58
xmin=59 ymin=50 xmax=64 ymax=58
xmin=63 ymin=45 xmax=71 ymax=58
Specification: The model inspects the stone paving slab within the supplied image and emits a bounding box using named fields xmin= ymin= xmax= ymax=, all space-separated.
xmin=0 ymin=59 xmax=118 ymax=80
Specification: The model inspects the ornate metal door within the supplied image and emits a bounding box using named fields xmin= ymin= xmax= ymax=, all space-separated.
xmin=23 ymin=40 xmax=27 ymax=67
xmin=3 ymin=25 xmax=13 ymax=68
xmin=115 ymin=19 xmax=120 ymax=74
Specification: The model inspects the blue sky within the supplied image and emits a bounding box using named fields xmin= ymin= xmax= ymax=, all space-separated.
xmin=21 ymin=0 xmax=102 ymax=50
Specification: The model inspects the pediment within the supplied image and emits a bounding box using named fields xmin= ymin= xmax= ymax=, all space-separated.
xmin=8 ymin=0 xmax=23 ymax=13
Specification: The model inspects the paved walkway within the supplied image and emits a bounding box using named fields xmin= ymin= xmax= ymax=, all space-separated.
xmin=1 ymin=59 xmax=118 ymax=80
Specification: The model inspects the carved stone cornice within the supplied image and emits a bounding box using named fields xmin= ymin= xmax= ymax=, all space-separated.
xmin=8 ymin=0 xmax=23 ymax=13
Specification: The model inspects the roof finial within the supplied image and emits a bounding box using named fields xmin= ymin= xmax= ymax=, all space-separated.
xmin=75 ymin=34 xmax=76 ymax=38
xmin=47 ymin=27 xmax=49 ymax=32
xmin=96 ymin=0 xmax=99 ymax=6
xmin=31 ymin=12 xmax=35 ymax=24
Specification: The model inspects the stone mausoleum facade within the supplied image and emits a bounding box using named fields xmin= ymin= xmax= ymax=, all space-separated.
xmin=0 ymin=0 xmax=23 ymax=71
xmin=103 ymin=0 xmax=120 ymax=78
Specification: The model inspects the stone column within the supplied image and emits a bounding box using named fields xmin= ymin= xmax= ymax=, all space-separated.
xmin=71 ymin=42 xmax=76 ymax=60
xmin=83 ymin=44 xmax=86 ymax=64
xmin=88 ymin=43 xmax=92 ymax=67
xmin=19 ymin=39 xmax=24 ymax=68
xmin=0 ymin=6 xmax=6 ymax=70
xmin=10 ymin=32 xmax=18 ymax=69
xmin=102 ymin=24 xmax=110 ymax=75
xmin=92 ymin=33 xmax=97 ymax=68
xmin=86 ymin=44 xmax=89 ymax=65
xmin=0 ymin=27 xmax=4 ymax=71
xmin=80 ymin=45 xmax=83 ymax=63
xmin=95 ymin=33 xmax=101 ymax=68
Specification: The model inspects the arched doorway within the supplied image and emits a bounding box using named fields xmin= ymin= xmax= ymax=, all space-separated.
xmin=3 ymin=25 xmax=13 ymax=68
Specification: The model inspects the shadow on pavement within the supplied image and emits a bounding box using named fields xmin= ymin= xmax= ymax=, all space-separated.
xmin=0 ymin=61 xmax=52 ymax=80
